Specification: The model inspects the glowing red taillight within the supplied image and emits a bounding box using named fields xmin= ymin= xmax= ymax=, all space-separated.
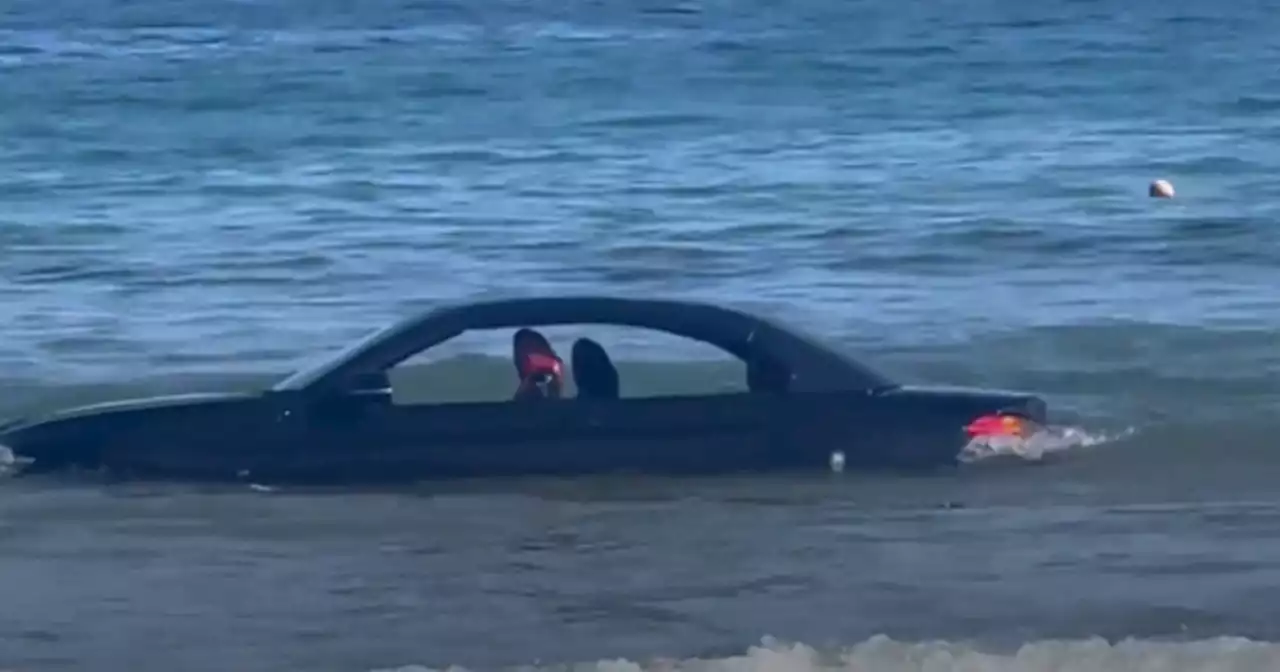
xmin=965 ymin=413 xmax=1028 ymax=438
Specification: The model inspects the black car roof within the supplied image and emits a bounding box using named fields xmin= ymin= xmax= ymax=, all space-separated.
xmin=273 ymin=295 xmax=894 ymax=394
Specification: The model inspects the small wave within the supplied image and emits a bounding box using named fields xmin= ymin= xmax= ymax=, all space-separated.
xmin=371 ymin=635 xmax=1280 ymax=671
xmin=957 ymin=424 xmax=1133 ymax=464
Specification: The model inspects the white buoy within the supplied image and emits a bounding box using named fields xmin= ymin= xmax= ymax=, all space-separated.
xmin=1149 ymin=179 xmax=1175 ymax=198
xmin=829 ymin=451 xmax=846 ymax=473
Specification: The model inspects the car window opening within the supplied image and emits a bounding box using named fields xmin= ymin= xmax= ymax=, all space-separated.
xmin=385 ymin=326 xmax=783 ymax=405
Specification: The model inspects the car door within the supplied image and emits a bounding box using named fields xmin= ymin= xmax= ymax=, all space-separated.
xmin=299 ymin=368 xmax=835 ymax=480
xmin=552 ymin=391 xmax=791 ymax=474
xmin=307 ymin=391 xmax=796 ymax=478
xmin=299 ymin=393 xmax=588 ymax=479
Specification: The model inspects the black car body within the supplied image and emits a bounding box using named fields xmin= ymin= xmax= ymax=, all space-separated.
xmin=0 ymin=296 xmax=1049 ymax=483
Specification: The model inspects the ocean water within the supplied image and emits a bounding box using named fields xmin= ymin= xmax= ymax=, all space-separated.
xmin=3 ymin=0 xmax=1280 ymax=669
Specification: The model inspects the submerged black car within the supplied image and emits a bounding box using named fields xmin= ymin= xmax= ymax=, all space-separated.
xmin=0 ymin=296 xmax=1049 ymax=484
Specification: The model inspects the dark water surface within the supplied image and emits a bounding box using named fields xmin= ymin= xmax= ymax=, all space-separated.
xmin=2 ymin=0 xmax=1280 ymax=669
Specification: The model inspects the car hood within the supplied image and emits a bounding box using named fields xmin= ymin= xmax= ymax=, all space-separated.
xmin=0 ymin=391 xmax=263 ymax=432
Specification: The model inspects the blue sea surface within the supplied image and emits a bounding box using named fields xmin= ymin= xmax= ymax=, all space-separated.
xmin=2 ymin=0 xmax=1278 ymax=381
xmin=3 ymin=0 xmax=1280 ymax=670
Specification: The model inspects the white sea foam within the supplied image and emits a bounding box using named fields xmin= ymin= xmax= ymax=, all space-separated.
xmin=958 ymin=424 xmax=1134 ymax=464
xmin=0 ymin=444 xmax=33 ymax=478
xmin=372 ymin=635 xmax=1280 ymax=672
